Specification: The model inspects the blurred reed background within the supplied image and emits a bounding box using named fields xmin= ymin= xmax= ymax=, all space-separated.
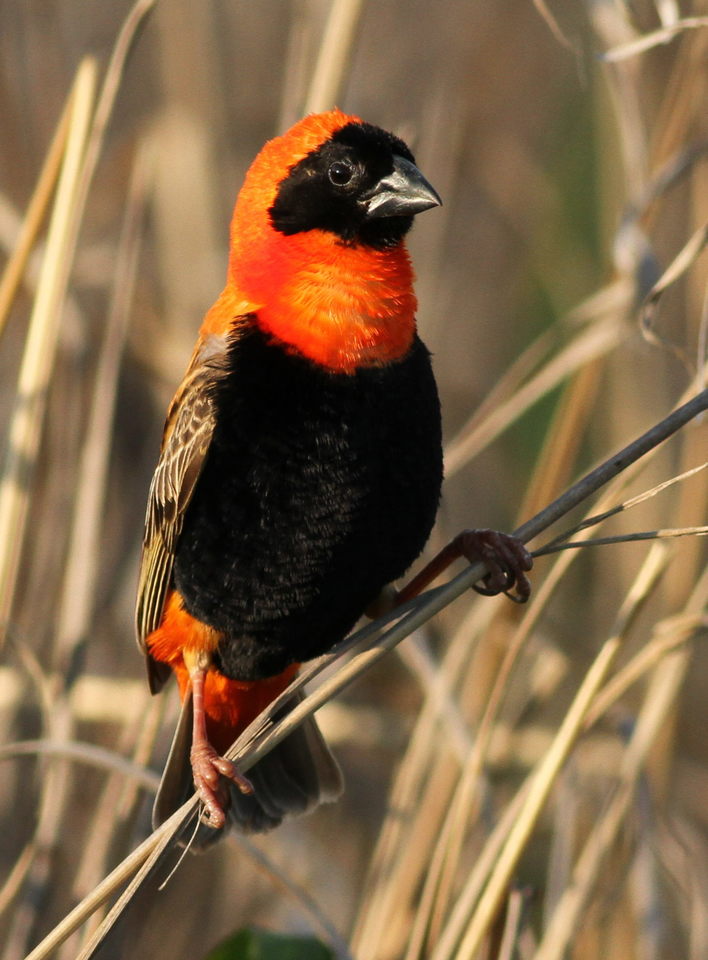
xmin=0 ymin=2 xmax=706 ymax=959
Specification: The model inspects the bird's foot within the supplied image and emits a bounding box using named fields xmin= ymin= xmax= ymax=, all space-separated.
xmin=390 ymin=528 xmax=533 ymax=609
xmin=456 ymin=528 xmax=533 ymax=603
xmin=190 ymin=740 xmax=254 ymax=829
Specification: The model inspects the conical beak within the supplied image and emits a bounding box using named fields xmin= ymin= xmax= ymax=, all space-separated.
xmin=364 ymin=155 xmax=442 ymax=220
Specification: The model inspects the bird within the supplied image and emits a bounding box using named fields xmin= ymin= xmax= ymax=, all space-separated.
xmin=135 ymin=109 xmax=532 ymax=840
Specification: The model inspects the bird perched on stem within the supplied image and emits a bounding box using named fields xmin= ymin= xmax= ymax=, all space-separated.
xmin=136 ymin=109 xmax=532 ymax=840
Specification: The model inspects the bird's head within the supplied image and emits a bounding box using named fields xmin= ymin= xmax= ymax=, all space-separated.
xmin=266 ymin=112 xmax=441 ymax=249
xmin=226 ymin=110 xmax=441 ymax=370
xmin=229 ymin=109 xmax=439 ymax=280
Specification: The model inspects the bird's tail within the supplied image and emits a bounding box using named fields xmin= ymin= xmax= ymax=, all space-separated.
xmin=152 ymin=672 xmax=342 ymax=845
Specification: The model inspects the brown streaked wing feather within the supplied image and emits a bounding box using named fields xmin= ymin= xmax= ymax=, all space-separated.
xmin=135 ymin=333 xmax=231 ymax=690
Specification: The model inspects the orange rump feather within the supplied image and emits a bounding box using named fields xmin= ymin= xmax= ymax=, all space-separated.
xmin=147 ymin=591 xmax=298 ymax=754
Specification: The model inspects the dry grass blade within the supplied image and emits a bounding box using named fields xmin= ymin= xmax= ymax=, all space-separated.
xmin=0 ymin=846 xmax=38 ymax=922
xmin=640 ymin=221 xmax=708 ymax=367
xmin=88 ymin=0 xmax=156 ymax=148
xmin=0 ymin=739 xmax=160 ymax=789
xmin=419 ymin=391 xmax=694 ymax=953
xmin=22 ymin=809 xmax=188 ymax=960
xmin=517 ymin=362 xmax=604 ymax=523
xmin=444 ymin=316 xmax=624 ymax=477
xmin=535 ymin=525 xmax=708 ymax=555
xmin=656 ymin=817 xmax=708 ymax=960
xmin=48 ymin=142 xmax=153 ymax=956
xmin=55 ymin=140 xmax=151 ymax=668
xmin=304 ymin=0 xmax=365 ymax=113
xmin=601 ymin=17 xmax=708 ymax=62
xmin=541 ymin=461 xmax=708 ymax=547
xmin=70 ymin=810 xmax=197 ymax=960
xmin=515 ymin=390 xmax=706 ymax=539
xmin=440 ymin=638 xmax=622 ymax=960
xmin=583 ymin=611 xmax=706 ymax=729
xmin=424 ymin=784 xmax=532 ymax=960
xmin=699 ymin=282 xmax=708 ymax=388
xmin=0 ymin=105 xmax=70 ymax=337
xmin=530 ymin=573 xmax=708 ymax=960
xmin=531 ymin=0 xmax=576 ymax=52
xmin=0 ymin=57 xmax=97 ymax=642
xmin=351 ymin=606 xmax=495 ymax=958
xmin=497 ymin=888 xmax=530 ymax=960
xmin=397 ymin=636 xmax=472 ymax=758
xmin=447 ymin=326 xmax=557 ymax=442
xmin=0 ymin=9 xmax=160 ymax=956
xmin=655 ymin=1 xmax=681 ymax=28
xmin=390 ymin=432 xmax=703 ymax=956
xmin=404 ymin=499 xmax=614 ymax=959
xmin=0 ymin=642 xmax=54 ymax=931
xmin=436 ymin=545 xmax=670 ymax=960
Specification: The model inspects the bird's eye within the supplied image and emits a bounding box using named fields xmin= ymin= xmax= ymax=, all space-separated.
xmin=328 ymin=160 xmax=354 ymax=186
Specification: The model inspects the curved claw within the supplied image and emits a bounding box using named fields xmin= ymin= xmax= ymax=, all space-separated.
xmin=191 ymin=741 xmax=254 ymax=829
xmin=456 ymin=529 xmax=533 ymax=603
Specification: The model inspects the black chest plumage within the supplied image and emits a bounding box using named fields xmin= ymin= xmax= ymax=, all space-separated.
xmin=173 ymin=326 xmax=442 ymax=681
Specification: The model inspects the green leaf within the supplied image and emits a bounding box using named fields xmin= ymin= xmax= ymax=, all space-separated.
xmin=205 ymin=927 xmax=335 ymax=960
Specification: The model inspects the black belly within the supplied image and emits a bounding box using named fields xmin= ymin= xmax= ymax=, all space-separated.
xmin=173 ymin=325 xmax=442 ymax=680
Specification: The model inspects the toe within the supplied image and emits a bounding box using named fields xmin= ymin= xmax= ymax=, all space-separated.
xmin=215 ymin=757 xmax=254 ymax=795
xmin=460 ymin=529 xmax=533 ymax=601
xmin=199 ymin=788 xmax=227 ymax=829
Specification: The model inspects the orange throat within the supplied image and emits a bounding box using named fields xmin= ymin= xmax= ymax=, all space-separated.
xmin=230 ymin=231 xmax=418 ymax=373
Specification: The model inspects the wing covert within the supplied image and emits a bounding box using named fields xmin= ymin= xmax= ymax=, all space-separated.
xmin=135 ymin=333 xmax=231 ymax=686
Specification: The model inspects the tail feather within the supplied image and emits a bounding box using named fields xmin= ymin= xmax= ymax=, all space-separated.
xmin=226 ymin=695 xmax=342 ymax=833
xmin=152 ymin=688 xmax=342 ymax=845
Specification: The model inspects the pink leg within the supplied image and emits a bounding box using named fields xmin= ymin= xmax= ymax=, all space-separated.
xmin=395 ymin=528 xmax=533 ymax=607
xmin=188 ymin=662 xmax=253 ymax=829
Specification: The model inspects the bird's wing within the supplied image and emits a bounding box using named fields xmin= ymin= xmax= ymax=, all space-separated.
xmin=135 ymin=332 xmax=231 ymax=692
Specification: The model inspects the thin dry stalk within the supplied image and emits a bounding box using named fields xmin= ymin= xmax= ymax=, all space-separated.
xmin=496 ymin=888 xmax=529 ymax=960
xmin=449 ymin=638 xmax=640 ymax=956
xmin=656 ymin=817 xmax=708 ymax=960
xmin=22 ymin=812 xmax=180 ymax=960
xmin=409 ymin=542 xmax=589 ymax=959
xmin=428 ymin=544 xmax=672 ymax=960
xmin=517 ymin=361 xmax=605 ymax=522
xmin=583 ymin=611 xmax=706 ymax=728
xmin=0 ymin=63 xmax=97 ymax=950
xmin=304 ymin=0 xmax=366 ymax=114
xmin=52 ymin=142 xmax=154 ymax=960
xmin=401 ymin=351 xmax=614 ymax=956
xmin=641 ymin=222 xmax=708 ymax=370
xmin=397 ymin=635 xmax=472 ymax=760
xmin=530 ymin=571 xmax=708 ymax=960
xmin=55 ymin=140 xmax=150 ymax=669
xmin=0 ymin=104 xmax=70 ymax=336
xmin=444 ymin=314 xmax=624 ymax=477
xmin=0 ymin=740 xmax=160 ymax=789
xmin=0 ymin=58 xmax=97 ymax=641
xmin=350 ymin=605 xmax=495 ymax=958
xmin=602 ymin=17 xmax=708 ymax=62
xmin=414 ymin=364 xmax=618 ymax=954
xmin=421 ymin=452 xmax=706 ymax=953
